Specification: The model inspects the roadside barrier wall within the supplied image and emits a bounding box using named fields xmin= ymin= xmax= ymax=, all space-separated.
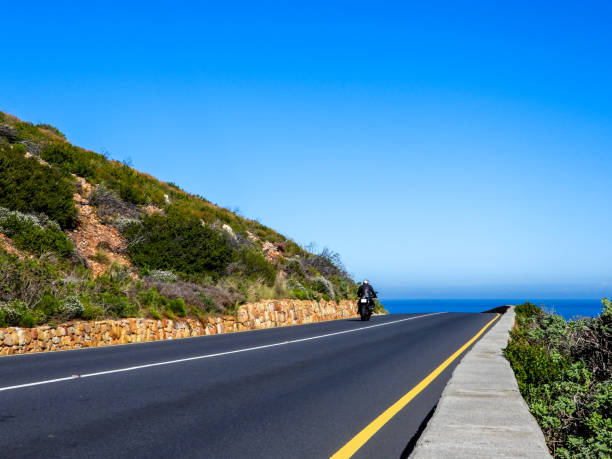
xmin=0 ymin=299 xmax=357 ymax=356
xmin=410 ymin=307 xmax=552 ymax=458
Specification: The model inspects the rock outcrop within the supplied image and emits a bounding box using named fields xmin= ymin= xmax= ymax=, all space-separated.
xmin=68 ymin=177 xmax=134 ymax=277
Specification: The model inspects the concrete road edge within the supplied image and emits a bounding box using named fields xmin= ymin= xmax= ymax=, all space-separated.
xmin=409 ymin=307 xmax=552 ymax=458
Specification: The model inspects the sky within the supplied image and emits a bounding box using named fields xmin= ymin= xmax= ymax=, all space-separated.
xmin=2 ymin=1 xmax=612 ymax=298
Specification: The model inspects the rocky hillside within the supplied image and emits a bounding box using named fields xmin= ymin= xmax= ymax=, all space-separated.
xmin=0 ymin=110 xmax=364 ymax=328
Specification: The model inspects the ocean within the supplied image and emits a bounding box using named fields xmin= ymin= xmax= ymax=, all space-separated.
xmin=383 ymin=298 xmax=606 ymax=320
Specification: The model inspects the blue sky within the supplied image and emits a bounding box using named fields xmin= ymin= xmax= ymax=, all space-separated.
xmin=2 ymin=1 xmax=612 ymax=298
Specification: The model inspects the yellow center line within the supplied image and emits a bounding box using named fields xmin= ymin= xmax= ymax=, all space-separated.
xmin=330 ymin=313 xmax=501 ymax=459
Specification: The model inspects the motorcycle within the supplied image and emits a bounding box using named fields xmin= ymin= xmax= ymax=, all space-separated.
xmin=358 ymin=297 xmax=374 ymax=321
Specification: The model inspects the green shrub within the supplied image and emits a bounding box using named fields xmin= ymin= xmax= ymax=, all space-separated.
xmin=113 ymin=215 xmax=140 ymax=232
xmin=61 ymin=296 xmax=85 ymax=319
xmin=147 ymin=270 xmax=177 ymax=283
xmin=284 ymin=258 xmax=305 ymax=278
xmin=505 ymin=338 xmax=568 ymax=391
xmin=199 ymin=292 xmax=217 ymax=312
xmin=41 ymin=142 xmax=95 ymax=179
xmin=292 ymin=289 xmax=309 ymax=300
xmin=80 ymin=295 xmax=104 ymax=320
xmin=123 ymin=212 xmax=233 ymax=277
xmin=0 ymin=208 xmax=73 ymax=256
xmin=0 ymin=300 xmax=44 ymax=327
xmin=515 ymin=301 xmax=543 ymax=321
xmin=0 ymin=249 xmax=62 ymax=308
xmin=234 ymin=248 xmax=276 ymax=285
xmin=168 ymin=298 xmax=187 ymax=317
xmin=0 ymin=144 xmax=77 ymax=228
xmin=36 ymin=293 xmax=62 ymax=316
xmin=98 ymin=293 xmax=138 ymax=318
xmin=311 ymin=276 xmax=336 ymax=299
xmin=286 ymin=279 xmax=311 ymax=300
xmin=137 ymin=286 xmax=189 ymax=318
xmin=95 ymin=264 xmax=132 ymax=297
xmin=138 ymin=287 xmax=163 ymax=308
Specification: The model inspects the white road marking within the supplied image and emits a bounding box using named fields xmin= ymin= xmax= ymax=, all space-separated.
xmin=0 ymin=313 xmax=444 ymax=393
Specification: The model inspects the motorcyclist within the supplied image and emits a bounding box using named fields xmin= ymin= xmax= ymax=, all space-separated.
xmin=357 ymin=280 xmax=377 ymax=314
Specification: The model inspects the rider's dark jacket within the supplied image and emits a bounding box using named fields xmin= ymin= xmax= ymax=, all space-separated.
xmin=357 ymin=283 xmax=376 ymax=299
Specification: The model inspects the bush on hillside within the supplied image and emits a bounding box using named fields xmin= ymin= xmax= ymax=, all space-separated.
xmin=230 ymin=248 xmax=276 ymax=285
xmin=283 ymin=258 xmax=305 ymax=278
xmin=0 ymin=250 xmax=59 ymax=310
xmin=0 ymin=144 xmax=77 ymax=229
xmin=42 ymin=142 xmax=96 ymax=179
xmin=113 ymin=215 xmax=140 ymax=232
xmin=36 ymin=292 xmax=63 ymax=317
xmin=89 ymin=183 xmax=141 ymax=219
xmin=91 ymin=265 xmax=138 ymax=318
xmin=286 ymin=279 xmax=311 ymax=300
xmin=311 ymin=276 xmax=336 ymax=299
xmin=61 ymin=296 xmax=85 ymax=319
xmin=123 ymin=212 xmax=233 ymax=277
xmin=146 ymin=270 xmax=178 ymax=283
xmin=167 ymin=298 xmax=187 ymax=317
xmin=303 ymin=247 xmax=348 ymax=279
xmin=138 ymin=287 xmax=187 ymax=318
xmin=199 ymin=292 xmax=217 ymax=313
xmin=97 ymin=292 xmax=138 ymax=318
xmin=0 ymin=300 xmax=45 ymax=327
xmin=330 ymin=276 xmax=358 ymax=300
xmin=0 ymin=207 xmax=73 ymax=256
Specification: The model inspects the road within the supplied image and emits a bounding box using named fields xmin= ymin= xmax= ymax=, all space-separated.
xmin=0 ymin=312 xmax=497 ymax=458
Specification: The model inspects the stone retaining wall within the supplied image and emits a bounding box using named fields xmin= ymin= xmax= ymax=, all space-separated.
xmin=0 ymin=299 xmax=357 ymax=356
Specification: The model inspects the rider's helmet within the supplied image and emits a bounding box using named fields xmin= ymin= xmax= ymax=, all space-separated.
xmin=363 ymin=280 xmax=369 ymax=284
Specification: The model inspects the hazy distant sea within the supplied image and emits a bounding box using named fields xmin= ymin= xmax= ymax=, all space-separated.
xmin=383 ymin=299 xmax=605 ymax=320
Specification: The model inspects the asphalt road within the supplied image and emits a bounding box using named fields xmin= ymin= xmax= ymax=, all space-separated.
xmin=0 ymin=312 xmax=497 ymax=458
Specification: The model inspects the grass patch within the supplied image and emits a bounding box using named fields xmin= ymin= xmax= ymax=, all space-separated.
xmin=91 ymin=250 xmax=111 ymax=264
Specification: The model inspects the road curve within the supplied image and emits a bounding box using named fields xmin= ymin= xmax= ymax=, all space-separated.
xmin=0 ymin=312 xmax=497 ymax=458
